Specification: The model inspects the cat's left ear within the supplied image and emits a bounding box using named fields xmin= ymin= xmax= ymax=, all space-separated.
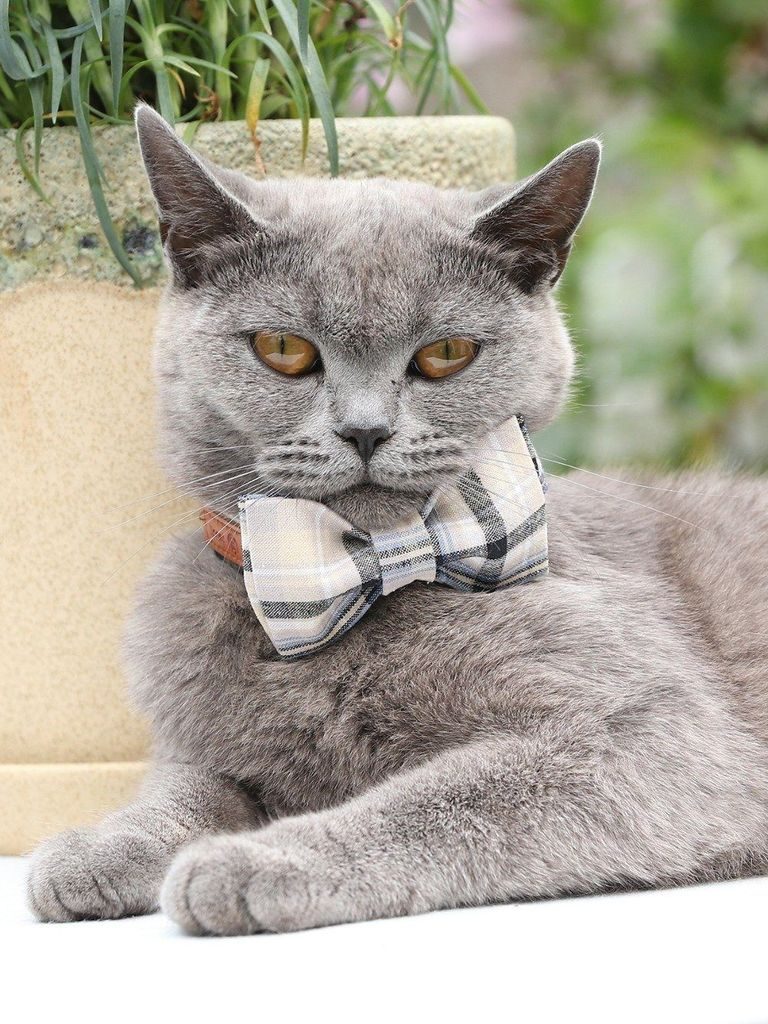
xmin=135 ymin=103 xmax=266 ymax=288
xmin=471 ymin=139 xmax=601 ymax=292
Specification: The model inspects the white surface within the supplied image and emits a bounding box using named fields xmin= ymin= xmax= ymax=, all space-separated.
xmin=1 ymin=855 xmax=766 ymax=1024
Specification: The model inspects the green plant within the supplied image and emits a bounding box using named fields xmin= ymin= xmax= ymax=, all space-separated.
xmin=0 ymin=0 xmax=483 ymax=284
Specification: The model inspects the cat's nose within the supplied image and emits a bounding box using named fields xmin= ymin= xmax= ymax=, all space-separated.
xmin=336 ymin=424 xmax=392 ymax=464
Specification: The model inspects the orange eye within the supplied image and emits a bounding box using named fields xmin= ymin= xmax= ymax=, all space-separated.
xmin=411 ymin=337 xmax=479 ymax=379
xmin=253 ymin=332 xmax=320 ymax=376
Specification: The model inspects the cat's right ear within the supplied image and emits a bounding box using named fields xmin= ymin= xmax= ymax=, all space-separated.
xmin=134 ymin=103 xmax=264 ymax=288
xmin=471 ymin=139 xmax=601 ymax=293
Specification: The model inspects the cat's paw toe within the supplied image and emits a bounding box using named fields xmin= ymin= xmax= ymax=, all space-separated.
xmin=162 ymin=835 xmax=314 ymax=936
xmin=160 ymin=836 xmax=257 ymax=936
xmin=28 ymin=828 xmax=162 ymax=922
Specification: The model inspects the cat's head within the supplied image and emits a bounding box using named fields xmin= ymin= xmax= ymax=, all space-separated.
xmin=136 ymin=105 xmax=599 ymax=530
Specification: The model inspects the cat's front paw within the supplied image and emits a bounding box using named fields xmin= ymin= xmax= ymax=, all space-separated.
xmin=28 ymin=827 xmax=167 ymax=922
xmin=161 ymin=830 xmax=340 ymax=935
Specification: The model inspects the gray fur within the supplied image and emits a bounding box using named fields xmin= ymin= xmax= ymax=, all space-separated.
xmin=28 ymin=105 xmax=768 ymax=933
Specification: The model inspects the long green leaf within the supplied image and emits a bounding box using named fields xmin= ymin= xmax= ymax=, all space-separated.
xmin=223 ymin=30 xmax=311 ymax=158
xmin=415 ymin=0 xmax=451 ymax=110
xmin=260 ymin=93 xmax=290 ymax=117
xmin=245 ymin=55 xmax=269 ymax=138
xmin=297 ymin=0 xmax=309 ymax=61
xmin=14 ymin=115 xmax=47 ymax=198
xmin=118 ymin=56 xmax=162 ymax=87
xmin=175 ymin=102 xmax=206 ymax=124
xmin=363 ymin=73 xmax=396 ymax=116
xmin=159 ymin=54 xmax=200 ymax=78
xmin=365 ymin=0 xmax=396 ymax=41
xmin=71 ymin=33 xmax=144 ymax=287
xmin=182 ymin=119 xmax=201 ymax=143
xmin=67 ymin=0 xmax=112 ymax=109
xmin=271 ymin=0 xmax=338 ymax=174
xmin=125 ymin=12 xmax=175 ymax=122
xmin=14 ymin=29 xmax=47 ymax=172
xmin=28 ymin=72 xmax=44 ymax=173
xmin=0 ymin=0 xmax=32 ymax=78
xmin=363 ymin=46 xmax=401 ymax=116
xmin=49 ymin=21 xmax=93 ymax=40
xmin=228 ymin=0 xmax=259 ymax=118
xmin=41 ymin=20 xmax=64 ymax=123
xmin=253 ymin=0 xmax=272 ymax=35
xmin=173 ymin=54 xmax=236 ymax=78
xmin=256 ymin=34 xmax=309 ymax=158
xmin=208 ymin=0 xmax=231 ymax=118
xmin=89 ymin=0 xmax=102 ymax=40
xmin=108 ymin=0 xmax=126 ymax=111
xmin=415 ymin=52 xmax=437 ymax=115
xmin=0 ymin=65 xmax=15 ymax=104
xmin=449 ymin=64 xmax=488 ymax=115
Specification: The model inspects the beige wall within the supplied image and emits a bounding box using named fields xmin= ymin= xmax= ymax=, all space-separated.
xmin=1 ymin=282 xmax=194 ymax=852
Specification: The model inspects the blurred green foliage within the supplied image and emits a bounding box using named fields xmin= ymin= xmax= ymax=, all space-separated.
xmin=510 ymin=0 xmax=768 ymax=471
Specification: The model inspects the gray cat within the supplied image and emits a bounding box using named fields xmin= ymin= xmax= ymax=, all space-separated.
xmin=27 ymin=104 xmax=768 ymax=934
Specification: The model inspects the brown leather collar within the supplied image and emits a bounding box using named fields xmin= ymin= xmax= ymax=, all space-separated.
xmin=200 ymin=508 xmax=243 ymax=568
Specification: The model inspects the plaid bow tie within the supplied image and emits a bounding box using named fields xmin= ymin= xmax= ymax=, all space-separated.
xmin=238 ymin=415 xmax=547 ymax=660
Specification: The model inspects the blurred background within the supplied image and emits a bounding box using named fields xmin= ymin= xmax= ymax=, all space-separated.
xmin=449 ymin=0 xmax=768 ymax=472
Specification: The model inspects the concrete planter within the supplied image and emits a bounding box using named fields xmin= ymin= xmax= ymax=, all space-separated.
xmin=0 ymin=115 xmax=516 ymax=854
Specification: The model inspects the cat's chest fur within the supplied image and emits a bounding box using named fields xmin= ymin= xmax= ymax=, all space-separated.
xmin=124 ymin=489 xmax=714 ymax=818
xmin=126 ymin=535 xmax=532 ymax=811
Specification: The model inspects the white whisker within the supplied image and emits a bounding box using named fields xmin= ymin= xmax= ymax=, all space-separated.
xmin=549 ymin=473 xmax=710 ymax=533
xmin=110 ymin=451 xmax=262 ymax=512
xmin=102 ymin=465 xmax=261 ymax=535
xmin=98 ymin=471 xmax=270 ymax=588
xmin=476 ymin=462 xmax=710 ymax=535
xmin=470 ymin=444 xmax=726 ymax=500
xmin=538 ymin=452 xmax=721 ymax=498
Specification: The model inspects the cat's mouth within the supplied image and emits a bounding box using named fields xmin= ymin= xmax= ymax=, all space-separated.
xmin=324 ymin=483 xmax=430 ymax=531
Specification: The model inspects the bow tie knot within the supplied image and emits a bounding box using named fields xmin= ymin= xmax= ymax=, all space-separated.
xmin=369 ymin=511 xmax=437 ymax=595
xmin=238 ymin=415 xmax=548 ymax=659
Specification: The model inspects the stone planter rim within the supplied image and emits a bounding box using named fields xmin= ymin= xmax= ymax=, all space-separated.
xmin=1 ymin=114 xmax=516 ymax=289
